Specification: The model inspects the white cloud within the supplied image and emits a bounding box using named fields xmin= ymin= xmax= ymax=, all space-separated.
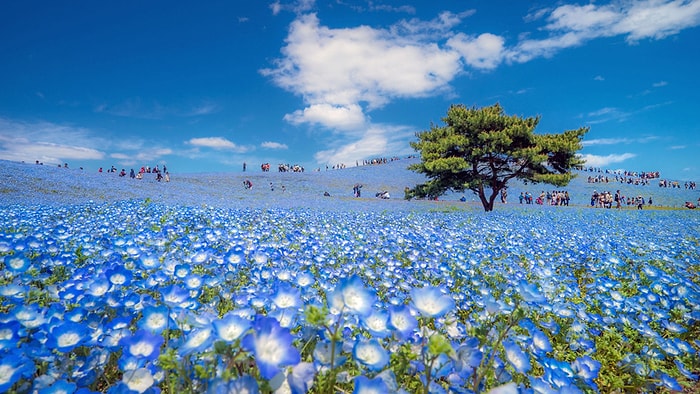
xmin=588 ymin=107 xmax=619 ymax=117
xmin=653 ymin=81 xmax=668 ymax=87
xmin=261 ymin=141 xmax=289 ymax=150
xmin=0 ymin=118 xmax=106 ymax=165
xmin=448 ymin=33 xmax=505 ymax=69
xmin=510 ymin=1 xmax=700 ymax=62
xmin=187 ymin=137 xmax=248 ymax=152
xmin=270 ymin=0 xmax=315 ymax=16
xmin=582 ymin=137 xmax=630 ymax=146
xmin=545 ymin=4 xmax=619 ymax=33
xmin=283 ymin=104 xmax=366 ymax=130
xmin=580 ymin=153 xmax=636 ymax=167
xmin=262 ymin=13 xmax=463 ymax=117
xmin=614 ymin=0 xmax=700 ymax=41
xmin=582 ymin=136 xmax=659 ymax=146
xmin=313 ymin=124 xmax=414 ymax=165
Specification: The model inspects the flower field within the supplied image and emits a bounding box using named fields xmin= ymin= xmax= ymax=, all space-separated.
xmin=1 ymin=159 xmax=699 ymax=393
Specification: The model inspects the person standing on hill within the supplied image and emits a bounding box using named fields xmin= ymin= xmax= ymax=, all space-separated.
xmin=353 ymin=184 xmax=362 ymax=197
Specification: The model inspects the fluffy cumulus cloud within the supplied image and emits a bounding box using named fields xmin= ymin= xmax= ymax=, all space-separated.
xmin=265 ymin=1 xmax=700 ymax=164
xmin=187 ymin=137 xmax=248 ymax=152
xmin=0 ymin=118 xmax=105 ymax=165
xmin=284 ymin=104 xmax=366 ymax=131
xmin=261 ymin=12 xmax=465 ymax=163
xmin=448 ymin=33 xmax=506 ymax=69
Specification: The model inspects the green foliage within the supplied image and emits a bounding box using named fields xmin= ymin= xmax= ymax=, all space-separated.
xmin=390 ymin=343 xmax=422 ymax=391
xmin=74 ymin=245 xmax=90 ymax=267
xmin=409 ymin=103 xmax=588 ymax=211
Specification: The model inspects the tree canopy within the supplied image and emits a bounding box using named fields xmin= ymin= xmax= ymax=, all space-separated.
xmin=408 ymin=103 xmax=589 ymax=211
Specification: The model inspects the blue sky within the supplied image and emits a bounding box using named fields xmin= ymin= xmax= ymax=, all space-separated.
xmin=1 ymin=0 xmax=699 ymax=181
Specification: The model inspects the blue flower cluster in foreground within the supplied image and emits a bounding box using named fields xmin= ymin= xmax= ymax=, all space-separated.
xmin=1 ymin=196 xmax=698 ymax=393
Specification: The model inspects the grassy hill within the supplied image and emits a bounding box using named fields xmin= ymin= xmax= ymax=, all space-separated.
xmin=1 ymin=158 xmax=698 ymax=211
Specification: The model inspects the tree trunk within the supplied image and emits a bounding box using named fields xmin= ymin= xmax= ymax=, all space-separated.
xmin=477 ymin=185 xmax=492 ymax=211
xmin=477 ymin=187 xmax=500 ymax=212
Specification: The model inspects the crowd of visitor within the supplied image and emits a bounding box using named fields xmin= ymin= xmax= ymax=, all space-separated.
xmin=582 ymin=166 xmax=696 ymax=190
xmin=257 ymin=163 xmax=306 ymax=172
xmin=589 ymin=190 xmax=650 ymax=210
xmin=97 ymin=164 xmax=170 ymax=182
xmin=518 ymin=190 xmax=571 ymax=206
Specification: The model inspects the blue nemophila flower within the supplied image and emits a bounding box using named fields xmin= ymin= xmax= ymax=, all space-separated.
xmin=571 ymin=355 xmax=600 ymax=383
xmin=517 ymin=280 xmax=546 ymax=304
xmin=183 ymin=274 xmax=203 ymax=290
xmin=353 ymin=375 xmax=388 ymax=394
xmin=328 ymin=275 xmax=376 ymax=317
xmin=454 ymin=337 xmax=482 ymax=375
xmin=388 ymin=304 xmax=418 ymax=339
xmin=4 ymin=254 xmax=31 ymax=274
xmin=174 ymin=264 xmax=190 ymax=279
xmin=295 ymin=272 xmax=315 ymax=287
xmin=271 ymin=283 xmax=302 ymax=309
xmin=121 ymin=367 xmax=155 ymax=394
xmin=661 ymin=319 xmax=687 ymax=334
xmin=242 ymin=316 xmax=301 ymax=380
xmin=674 ymin=359 xmax=699 ymax=380
xmin=658 ymin=372 xmax=683 ymax=392
xmin=86 ymin=276 xmax=111 ymax=297
xmin=213 ymin=312 xmax=251 ymax=342
xmin=137 ymin=254 xmax=161 ymax=270
xmin=224 ymin=249 xmax=246 ymax=266
xmin=529 ymin=376 xmax=558 ymax=394
xmin=502 ymin=339 xmax=531 ymax=374
xmin=119 ymin=354 xmax=147 ymax=372
xmin=105 ymin=266 xmax=132 ymax=287
xmin=360 ymin=310 xmax=391 ymax=338
xmin=119 ymin=330 xmax=163 ymax=361
xmin=531 ymin=328 xmax=553 ymax=354
xmin=191 ymin=250 xmax=210 ymax=264
xmin=37 ymin=379 xmax=77 ymax=394
xmin=137 ymin=305 xmax=171 ymax=334
xmin=0 ymin=351 xmax=35 ymax=392
xmin=0 ymin=282 xmax=27 ymax=300
xmin=287 ymin=362 xmax=316 ymax=394
xmin=541 ymin=356 xmax=575 ymax=388
xmin=160 ymin=284 xmax=191 ymax=308
xmin=352 ymin=338 xmax=389 ymax=372
xmin=410 ymin=286 xmax=455 ymax=318
xmin=0 ymin=321 xmax=23 ymax=351
xmin=179 ymin=325 xmax=214 ymax=356
xmin=268 ymin=307 xmax=298 ymax=328
xmin=46 ymin=321 xmax=88 ymax=352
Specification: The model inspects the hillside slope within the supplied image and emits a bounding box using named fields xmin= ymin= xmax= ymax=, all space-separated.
xmin=1 ymin=159 xmax=697 ymax=210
